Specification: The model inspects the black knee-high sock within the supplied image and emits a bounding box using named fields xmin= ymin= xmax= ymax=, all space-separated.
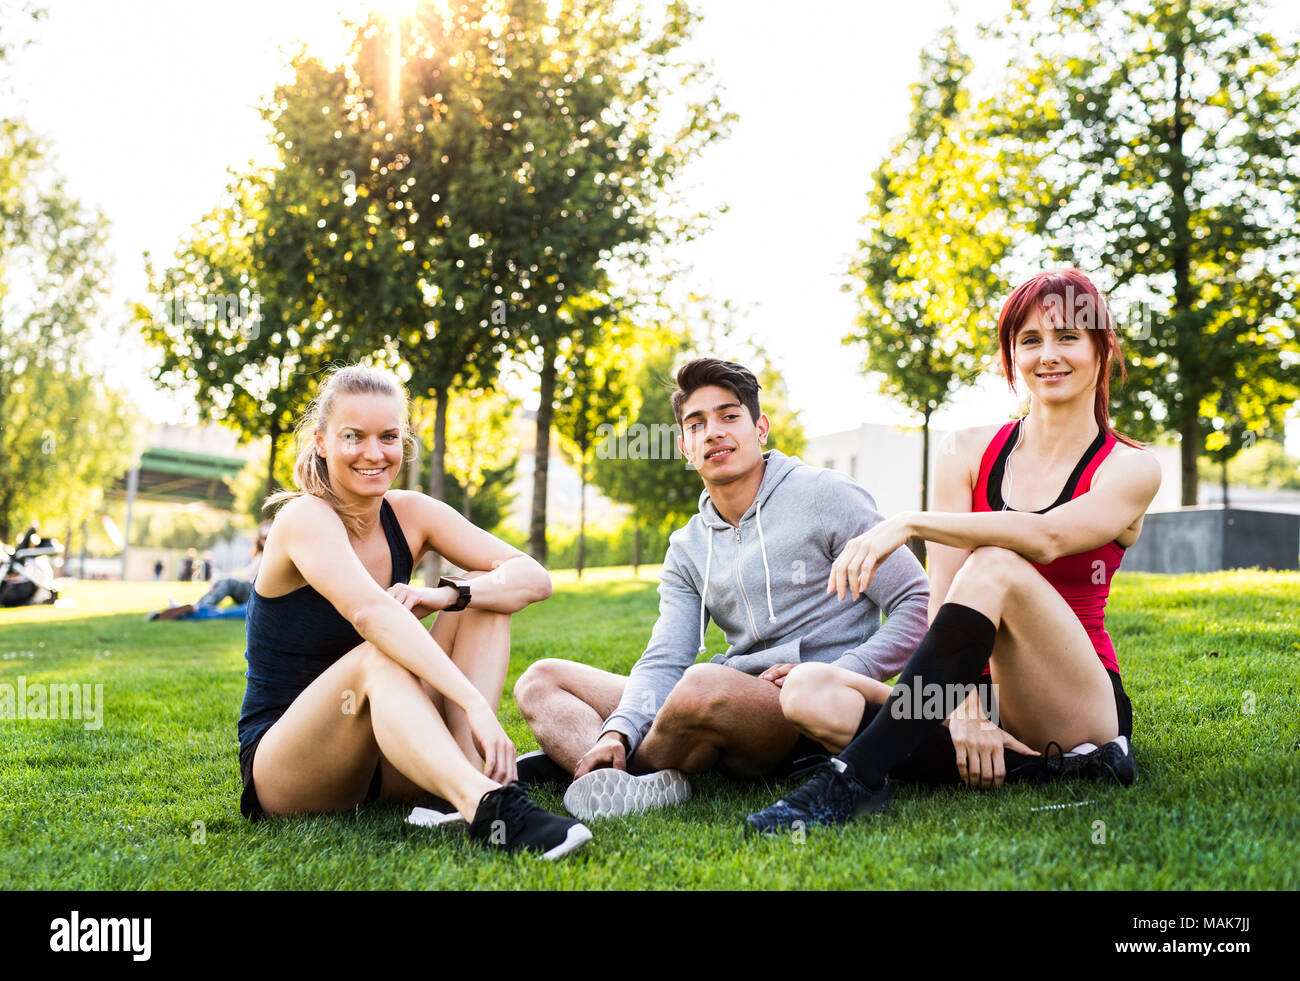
xmin=853 ymin=698 xmax=1037 ymax=786
xmin=838 ymin=603 xmax=997 ymax=788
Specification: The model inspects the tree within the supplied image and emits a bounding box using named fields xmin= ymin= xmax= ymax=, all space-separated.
xmin=0 ymin=117 xmax=144 ymax=541
xmin=553 ymin=313 xmax=638 ymax=576
xmin=438 ymin=386 xmax=520 ymax=524
xmin=987 ymin=0 xmax=1300 ymax=504
xmin=1203 ymin=437 xmax=1300 ymax=491
xmin=448 ymin=0 xmax=732 ymax=565
xmin=442 ymin=458 xmax=518 ymax=534
xmin=844 ymin=30 xmax=1011 ymax=560
xmin=590 ymin=332 xmax=700 ymax=546
xmin=135 ymin=166 xmax=361 ymax=502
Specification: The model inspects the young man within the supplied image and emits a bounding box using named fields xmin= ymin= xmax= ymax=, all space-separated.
xmin=513 ymin=358 xmax=930 ymax=820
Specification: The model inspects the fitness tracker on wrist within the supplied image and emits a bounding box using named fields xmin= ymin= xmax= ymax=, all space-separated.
xmin=437 ymin=576 xmax=471 ymax=612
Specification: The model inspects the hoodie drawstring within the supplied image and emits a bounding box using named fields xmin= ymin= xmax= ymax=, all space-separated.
xmin=755 ymin=498 xmax=777 ymax=624
xmin=698 ymin=529 xmax=714 ymax=655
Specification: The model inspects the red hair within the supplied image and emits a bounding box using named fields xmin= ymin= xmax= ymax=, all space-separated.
xmin=996 ymin=269 xmax=1141 ymax=448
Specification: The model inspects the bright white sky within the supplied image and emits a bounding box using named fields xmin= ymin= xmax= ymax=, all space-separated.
xmin=6 ymin=0 xmax=1300 ymax=450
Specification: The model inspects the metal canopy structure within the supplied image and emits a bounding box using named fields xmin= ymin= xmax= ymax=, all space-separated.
xmin=108 ymin=447 xmax=246 ymax=507
xmin=103 ymin=443 xmax=248 ymax=578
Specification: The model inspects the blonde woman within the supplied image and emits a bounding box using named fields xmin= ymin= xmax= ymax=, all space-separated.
xmin=237 ymin=365 xmax=591 ymax=859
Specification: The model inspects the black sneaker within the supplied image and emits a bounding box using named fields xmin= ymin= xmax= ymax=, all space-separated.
xmin=515 ymin=750 xmax=572 ymax=790
xmin=744 ymin=756 xmax=887 ymax=836
xmin=468 ymin=782 xmax=592 ymax=859
xmin=1007 ymin=738 xmax=1138 ymax=787
xmin=1057 ymin=738 xmax=1138 ymax=786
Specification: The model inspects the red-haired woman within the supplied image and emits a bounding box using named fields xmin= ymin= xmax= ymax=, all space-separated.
xmin=237 ymin=364 xmax=591 ymax=858
xmin=746 ymin=269 xmax=1161 ymax=834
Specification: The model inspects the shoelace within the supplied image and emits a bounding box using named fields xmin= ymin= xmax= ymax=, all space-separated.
xmin=1042 ymin=741 xmax=1066 ymax=779
xmin=782 ymin=756 xmax=854 ymax=811
xmin=481 ymin=783 xmax=534 ymax=829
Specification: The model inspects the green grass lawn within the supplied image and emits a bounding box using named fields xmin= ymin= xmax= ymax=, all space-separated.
xmin=1 ymin=569 xmax=1296 ymax=890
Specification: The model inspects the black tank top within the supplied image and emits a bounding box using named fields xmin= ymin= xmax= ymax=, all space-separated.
xmin=237 ymin=497 xmax=414 ymax=751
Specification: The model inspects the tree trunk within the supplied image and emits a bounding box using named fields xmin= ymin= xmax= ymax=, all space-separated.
xmin=528 ymin=341 xmax=556 ymax=565
xmin=1220 ymin=457 xmax=1229 ymax=508
xmin=1170 ymin=26 xmax=1198 ymax=506
xmin=576 ymin=465 xmax=587 ymax=579
xmin=428 ymin=385 xmax=447 ymax=501
xmin=908 ymin=407 xmax=931 ymax=567
xmin=424 ymin=385 xmax=448 ymax=584
xmin=62 ymin=518 xmax=74 ymax=577
xmin=263 ymin=417 xmax=281 ymax=503
xmin=632 ymin=520 xmax=641 ymax=577
xmin=1180 ymin=416 xmax=1199 ymax=506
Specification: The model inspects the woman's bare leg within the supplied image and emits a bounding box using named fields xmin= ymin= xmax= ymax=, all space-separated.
xmin=782 ymin=547 xmax=1117 ymax=788
xmin=779 ymin=662 xmax=887 ymax=753
xmin=251 ymin=641 xmax=497 ymax=821
xmin=427 ymin=606 xmax=511 ymax=769
xmin=948 ymin=546 xmax=1117 ymax=751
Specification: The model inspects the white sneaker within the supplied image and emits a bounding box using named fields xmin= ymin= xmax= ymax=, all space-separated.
xmin=562 ymin=768 xmax=691 ymax=821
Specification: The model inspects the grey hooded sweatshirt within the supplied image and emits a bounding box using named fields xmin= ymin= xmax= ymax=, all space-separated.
xmin=601 ymin=448 xmax=930 ymax=757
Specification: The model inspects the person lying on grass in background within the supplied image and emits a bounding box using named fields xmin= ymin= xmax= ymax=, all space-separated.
xmin=235 ymin=364 xmax=591 ymax=860
xmin=513 ymin=357 xmax=931 ymax=821
xmin=148 ymin=523 xmax=271 ymax=622
xmin=746 ymin=268 xmax=1161 ymax=836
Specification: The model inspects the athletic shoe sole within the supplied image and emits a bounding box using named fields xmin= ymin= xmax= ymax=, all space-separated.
xmin=563 ymin=768 xmax=691 ymax=821
xmin=542 ymin=821 xmax=593 ymax=861
xmin=406 ymin=805 xmax=465 ymax=828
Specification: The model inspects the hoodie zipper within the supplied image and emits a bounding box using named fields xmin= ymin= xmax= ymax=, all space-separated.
xmin=733 ymin=525 xmax=764 ymax=643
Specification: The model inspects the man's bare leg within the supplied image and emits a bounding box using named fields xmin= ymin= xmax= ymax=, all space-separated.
xmin=632 ymin=663 xmax=803 ymax=778
xmin=514 ymin=658 xmax=627 ymax=774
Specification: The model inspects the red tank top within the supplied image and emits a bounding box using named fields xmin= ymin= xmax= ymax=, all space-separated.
xmin=972 ymin=420 xmax=1124 ymax=675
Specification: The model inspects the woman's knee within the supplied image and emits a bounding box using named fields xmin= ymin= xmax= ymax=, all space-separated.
xmin=355 ymin=643 xmax=420 ymax=696
xmin=778 ymin=663 xmax=834 ymax=725
xmin=949 ymin=546 xmax=1032 ymax=598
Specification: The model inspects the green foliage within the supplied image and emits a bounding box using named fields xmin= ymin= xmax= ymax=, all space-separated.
xmin=176 ymin=2 xmax=732 ymax=565
xmin=986 ymin=0 xmax=1300 ymax=502
xmin=128 ymin=502 xmax=239 ymax=552
xmin=553 ymin=312 xmax=640 ymax=572
xmin=844 ymin=29 xmax=1013 ymax=511
xmin=441 ymin=457 xmax=518 ymax=535
xmin=227 ymin=438 xmax=298 ymax=528
xmin=589 ymin=330 xmax=700 ymax=533
xmin=536 ymin=519 xmax=672 ymax=571
xmin=1199 ymin=438 xmax=1300 ymax=491
xmin=437 ymin=386 xmax=520 ymax=521
xmin=0 ymin=118 xmax=145 ymax=540
xmin=133 ymin=165 xmax=354 ymax=500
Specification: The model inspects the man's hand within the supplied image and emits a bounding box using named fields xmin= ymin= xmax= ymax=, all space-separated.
xmin=574 ymin=731 xmax=629 ymax=778
xmin=759 ymin=663 xmax=797 ymax=687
